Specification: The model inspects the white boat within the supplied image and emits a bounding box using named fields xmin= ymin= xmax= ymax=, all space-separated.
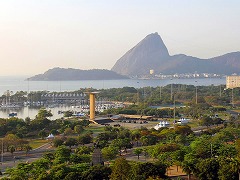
xmin=1 ymin=104 xmax=21 ymax=108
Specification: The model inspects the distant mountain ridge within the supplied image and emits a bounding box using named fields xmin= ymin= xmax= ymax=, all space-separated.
xmin=27 ymin=68 xmax=128 ymax=81
xmin=111 ymin=32 xmax=240 ymax=76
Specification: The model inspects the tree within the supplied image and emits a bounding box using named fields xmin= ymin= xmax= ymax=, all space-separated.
xmin=133 ymin=148 xmax=143 ymax=159
xmin=50 ymin=129 xmax=59 ymax=135
xmin=171 ymin=149 xmax=186 ymax=172
xmin=200 ymin=116 xmax=213 ymax=127
xmin=64 ymin=127 xmax=73 ymax=135
xmin=36 ymin=108 xmax=53 ymax=120
xmin=218 ymin=157 xmax=238 ymax=180
xmin=195 ymin=158 xmax=219 ymax=180
xmin=9 ymin=145 xmax=15 ymax=157
xmin=181 ymin=160 xmax=195 ymax=180
xmin=131 ymin=130 xmax=141 ymax=146
xmin=74 ymin=125 xmax=84 ymax=135
xmin=54 ymin=145 xmax=71 ymax=164
xmin=133 ymin=162 xmax=167 ymax=179
xmin=75 ymin=146 xmax=93 ymax=155
xmin=48 ymin=163 xmax=72 ymax=179
xmin=78 ymin=134 xmax=92 ymax=145
xmin=4 ymin=134 xmax=19 ymax=150
xmin=82 ymin=165 xmax=111 ymax=180
xmin=24 ymin=145 xmax=32 ymax=156
xmin=25 ymin=117 xmax=31 ymax=125
xmin=101 ymin=146 xmax=118 ymax=161
xmin=140 ymin=135 xmax=157 ymax=146
xmin=111 ymin=138 xmax=132 ymax=155
xmin=38 ymin=130 xmax=47 ymax=139
xmin=229 ymin=158 xmax=240 ymax=180
xmin=110 ymin=157 xmax=131 ymax=180
xmin=53 ymin=138 xmax=64 ymax=147
xmin=64 ymin=137 xmax=77 ymax=148
xmin=63 ymin=110 xmax=73 ymax=118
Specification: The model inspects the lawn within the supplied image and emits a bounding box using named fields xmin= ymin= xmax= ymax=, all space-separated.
xmin=83 ymin=124 xmax=105 ymax=135
xmin=29 ymin=139 xmax=49 ymax=149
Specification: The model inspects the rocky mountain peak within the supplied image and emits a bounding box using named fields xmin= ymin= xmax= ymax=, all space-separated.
xmin=111 ymin=32 xmax=170 ymax=76
xmin=134 ymin=32 xmax=169 ymax=57
xmin=111 ymin=33 xmax=240 ymax=76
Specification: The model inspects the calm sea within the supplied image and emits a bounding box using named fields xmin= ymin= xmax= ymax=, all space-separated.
xmin=0 ymin=76 xmax=225 ymax=95
xmin=0 ymin=76 xmax=226 ymax=119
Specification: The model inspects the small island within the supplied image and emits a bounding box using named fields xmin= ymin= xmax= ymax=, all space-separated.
xmin=27 ymin=67 xmax=129 ymax=81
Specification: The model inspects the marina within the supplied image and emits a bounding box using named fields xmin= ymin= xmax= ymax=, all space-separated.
xmin=0 ymin=76 xmax=226 ymax=96
xmin=0 ymin=101 xmax=125 ymax=120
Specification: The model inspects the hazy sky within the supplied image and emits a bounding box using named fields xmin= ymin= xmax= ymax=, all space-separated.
xmin=0 ymin=0 xmax=240 ymax=76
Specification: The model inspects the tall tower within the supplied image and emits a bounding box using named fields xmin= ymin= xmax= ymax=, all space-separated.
xmin=85 ymin=92 xmax=99 ymax=120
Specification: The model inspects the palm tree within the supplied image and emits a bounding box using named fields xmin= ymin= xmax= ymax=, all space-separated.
xmin=133 ymin=148 xmax=142 ymax=159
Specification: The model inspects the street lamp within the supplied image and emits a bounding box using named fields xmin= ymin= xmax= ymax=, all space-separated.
xmin=173 ymin=93 xmax=176 ymax=127
xmin=170 ymin=79 xmax=173 ymax=101
xmin=195 ymin=81 xmax=198 ymax=104
xmin=137 ymin=82 xmax=139 ymax=105
xmin=231 ymin=81 xmax=235 ymax=108
xmin=219 ymin=77 xmax=222 ymax=97
xmin=219 ymin=84 xmax=222 ymax=97
xmin=1 ymin=138 xmax=3 ymax=165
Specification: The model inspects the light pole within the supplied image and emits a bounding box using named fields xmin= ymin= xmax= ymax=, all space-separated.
xmin=137 ymin=82 xmax=139 ymax=105
xmin=195 ymin=81 xmax=198 ymax=104
xmin=219 ymin=77 xmax=222 ymax=97
xmin=232 ymin=81 xmax=234 ymax=107
xmin=1 ymin=138 xmax=3 ymax=164
xmin=219 ymin=84 xmax=222 ymax=97
xmin=159 ymin=86 xmax=162 ymax=100
xmin=173 ymin=93 xmax=176 ymax=127
xmin=170 ymin=79 xmax=173 ymax=101
xmin=143 ymin=87 xmax=146 ymax=108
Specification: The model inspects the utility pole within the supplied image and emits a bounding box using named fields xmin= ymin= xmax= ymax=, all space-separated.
xmin=219 ymin=84 xmax=222 ymax=97
xmin=137 ymin=82 xmax=139 ymax=105
xmin=173 ymin=93 xmax=176 ymax=127
xmin=1 ymin=138 xmax=3 ymax=164
xmin=232 ymin=81 xmax=234 ymax=107
xmin=195 ymin=81 xmax=198 ymax=104
xmin=159 ymin=86 xmax=162 ymax=100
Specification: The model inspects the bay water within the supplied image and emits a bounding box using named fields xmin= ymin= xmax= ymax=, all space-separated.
xmin=0 ymin=76 xmax=226 ymax=119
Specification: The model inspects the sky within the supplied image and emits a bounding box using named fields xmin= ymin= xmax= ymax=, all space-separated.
xmin=0 ymin=0 xmax=240 ymax=76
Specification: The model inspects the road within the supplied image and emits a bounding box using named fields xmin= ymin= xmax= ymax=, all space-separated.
xmin=1 ymin=142 xmax=54 ymax=173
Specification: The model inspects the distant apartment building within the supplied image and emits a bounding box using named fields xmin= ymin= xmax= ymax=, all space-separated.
xmin=226 ymin=76 xmax=240 ymax=89
xmin=150 ymin=69 xmax=154 ymax=75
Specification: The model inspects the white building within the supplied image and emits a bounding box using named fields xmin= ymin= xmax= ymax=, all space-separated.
xmin=154 ymin=121 xmax=170 ymax=130
xmin=226 ymin=76 xmax=240 ymax=89
xmin=177 ymin=118 xmax=189 ymax=124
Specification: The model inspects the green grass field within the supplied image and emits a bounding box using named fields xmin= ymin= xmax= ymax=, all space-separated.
xmin=29 ymin=139 xmax=48 ymax=149
xmin=83 ymin=124 xmax=105 ymax=134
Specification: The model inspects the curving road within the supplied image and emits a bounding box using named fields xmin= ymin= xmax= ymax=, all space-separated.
xmin=0 ymin=142 xmax=54 ymax=173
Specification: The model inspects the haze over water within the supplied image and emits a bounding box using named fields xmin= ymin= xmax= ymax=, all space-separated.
xmin=0 ymin=76 xmax=225 ymax=95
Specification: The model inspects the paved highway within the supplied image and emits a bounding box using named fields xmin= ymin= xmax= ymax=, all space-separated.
xmin=0 ymin=142 xmax=54 ymax=173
